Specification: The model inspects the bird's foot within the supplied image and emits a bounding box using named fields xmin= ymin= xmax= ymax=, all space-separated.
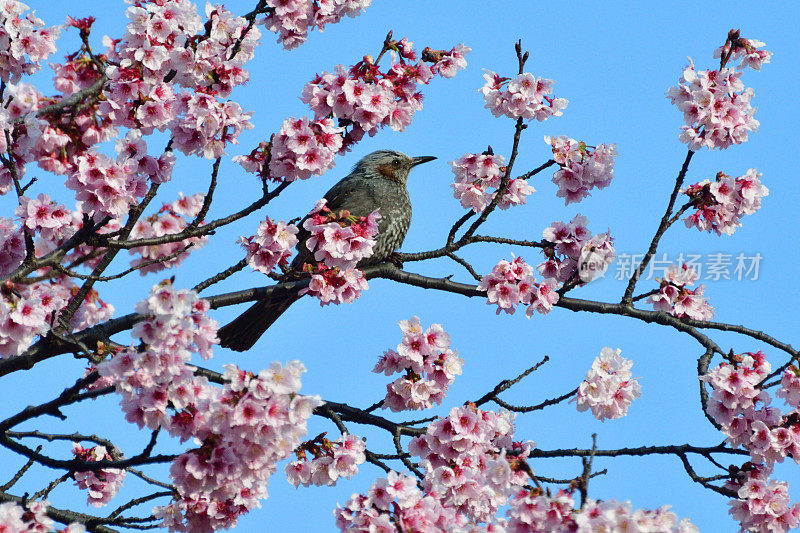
xmin=387 ymin=252 xmax=404 ymax=269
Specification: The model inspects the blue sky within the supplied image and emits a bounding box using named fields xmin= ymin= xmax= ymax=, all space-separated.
xmin=1 ymin=1 xmax=798 ymax=531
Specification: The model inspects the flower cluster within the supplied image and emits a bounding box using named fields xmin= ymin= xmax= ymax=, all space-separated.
xmin=301 ymin=38 xmax=468 ymax=150
xmin=128 ymin=193 xmax=209 ymax=275
xmin=504 ymin=490 xmax=698 ymax=532
xmin=540 ymin=215 xmax=616 ymax=283
xmin=239 ymin=218 xmax=299 ymax=274
xmin=714 ymin=36 xmax=772 ymax=71
xmin=296 ymin=200 xmax=380 ymax=305
xmin=0 ymin=499 xmax=84 ymax=533
xmin=99 ymin=284 xmax=322 ymax=530
xmin=727 ymin=464 xmax=800 ymax=533
xmin=72 ymin=443 xmax=126 ymax=508
xmin=478 ymin=256 xmax=560 ymax=316
xmin=409 ymin=405 xmax=531 ymax=522
xmin=480 ymin=70 xmax=568 ymax=121
xmin=264 ymin=117 xmax=344 ymax=181
xmin=647 ymin=264 xmax=714 ymax=321
xmin=450 ymin=152 xmax=535 ymax=213
xmin=260 ymin=0 xmax=372 ymax=50
xmin=373 ymin=316 xmax=463 ymax=411
xmin=0 ymin=217 xmax=25 ymax=277
xmin=100 ymin=2 xmax=256 ymax=156
xmin=98 ymin=282 xmax=218 ymax=433
xmin=335 ymin=471 xmax=463 ymax=531
xmin=285 ymin=433 xmax=366 ymax=487
xmin=703 ymin=353 xmax=800 ymax=469
xmin=65 ymin=150 xmax=147 ymax=221
xmin=681 ymin=169 xmax=768 ymax=236
xmin=0 ymin=278 xmax=112 ymax=358
xmin=666 ymin=35 xmax=770 ymax=151
xmin=573 ymin=347 xmax=641 ymax=421
xmin=544 ymin=135 xmax=618 ymax=205
xmin=0 ymin=0 xmax=60 ymax=83
xmin=15 ymin=193 xmax=73 ymax=239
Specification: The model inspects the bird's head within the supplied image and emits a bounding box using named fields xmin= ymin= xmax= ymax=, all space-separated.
xmin=354 ymin=150 xmax=436 ymax=185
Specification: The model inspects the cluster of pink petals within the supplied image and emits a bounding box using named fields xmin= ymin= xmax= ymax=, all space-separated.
xmin=648 ymin=264 xmax=714 ymax=321
xmin=0 ymin=0 xmax=60 ymax=83
xmin=99 ymin=284 xmax=322 ymax=530
xmin=14 ymin=193 xmax=73 ymax=241
xmin=540 ymin=214 xmax=616 ymax=284
xmin=301 ymin=266 xmax=368 ymax=306
xmin=573 ymin=347 xmax=641 ymax=421
xmin=0 ymin=499 xmax=85 ymax=532
xmin=99 ymin=2 xmax=255 ymax=156
xmin=0 ymin=217 xmax=25 ymax=276
xmin=544 ymin=135 xmax=618 ymax=205
xmin=373 ymin=316 xmax=463 ymax=411
xmin=714 ymin=38 xmax=773 ymax=71
xmin=260 ymin=0 xmax=372 ymax=50
xmin=425 ymin=43 xmax=471 ymax=78
xmin=726 ymin=464 xmax=800 ymax=533
xmin=681 ymin=169 xmax=768 ymax=236
xmin=0 ymin=278 xmax=112 ymax=358
xmin=128 ymin=193 xmax=209 ymax=274
xmin=72 ymin=443 xmax=126 ymax=508
xmin=302 ymin=201 xmax=380 ymax=270
xmin=335 ymin=471 xmax=464 ymax=531
xmin=301 ymin=38 xmax=468 ymax=149
xmin=239 ymin=218 xmax=299 ymax=274
xmin=154 ymin=363 xmax=321 ymax=531
xmin=480 ymin=70 xmax=568 ymax=121
xmin=703 ymin=353 xmax=800 ymax=469
xmin=576 ymin=498 xmax=698 ymax=532
xmin=297 ymin=201 xmax=379 ymax=306
xmin=285 ymin=433 xmax=366 ymax=487
xmin=666 ymin=37 xmax=769 ymax=151
xmin=450 ymin=152 xmax=534 ymax=213
xmin=107 ymin=1 xmax=258 ymax=98
xmin=410 ymin=405 xmax=532 ymax=522
xmin=116 ymin=129 xmax=176 ymax=184
xmin=478 ymin=256 xmax=560 ymax=317
xmin=64 ymin=150 xmax=147 ymax=221
xmin=257 ymin=116 xmax=343 ymax=182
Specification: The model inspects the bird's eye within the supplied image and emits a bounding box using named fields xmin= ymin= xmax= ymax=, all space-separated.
xmin=392 ymin=158 xmax=401 ymax=166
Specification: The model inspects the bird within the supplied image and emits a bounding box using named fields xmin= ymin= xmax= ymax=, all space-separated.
xmin=217 ymin=149 xmax=436 ymax=351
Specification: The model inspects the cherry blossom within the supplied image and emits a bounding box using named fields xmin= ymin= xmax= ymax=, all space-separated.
xmin=726 ymin=464 xmax=800 ymax=533
xmin=478 ymin=256 xmax=560 ymax=316
xmin=374 ymin=316 xmax=463 ymax=411
xmin=72 ymin=443 xmax=126 ymax=508
xmin=0 ymin=0 xmax=60 ymax=83
xmin=573 ymin=347 xmax=641 ymax=421
xmin=0 ymin=499 xmax=85 ymax=532
xmin=681 ymin=169 xmax=768 ymax=235
xmin=480 ymin=70 xmax=568 ymax=121
xmin=285 ymin=433 xmax=366 ymax=487
xmin=260 ymin=0 xmax=373 ymax=50
xmin=544 ymin=135 xmax=618 ymax=205
xmin=239 ymin=218 xmax=299 ymax=274
xmin=666 ymin=36 xmax=770 ymax=151
xmin=648 ymin=264 xmax=714 ymax=321
xmin=450 ymin=152 xmax=535 ymax=213
xmin=540 ymin=215 xmax=616 ymax=284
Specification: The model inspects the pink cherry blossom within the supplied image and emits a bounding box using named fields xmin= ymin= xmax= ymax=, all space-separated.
xmin=480 ymin=69 xmax=568 ymax=121
xmin=544 ymin=135 xmax=618 ymax=204
xmin=573 ymin=347 xmax=641 ymax=421
xmin=681 ymin=169 xmax=768 ymax=235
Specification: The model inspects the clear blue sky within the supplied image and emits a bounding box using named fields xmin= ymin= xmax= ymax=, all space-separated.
xmin=1 ymin=1 xmax=798 ymax=531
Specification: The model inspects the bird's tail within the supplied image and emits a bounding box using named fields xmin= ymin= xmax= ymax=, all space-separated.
xmin=217 ymin=293 xmax=300 ymax=352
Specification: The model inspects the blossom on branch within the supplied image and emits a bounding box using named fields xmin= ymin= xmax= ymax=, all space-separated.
xmin=239 ymin=218 xmax=299 ymax=274
xmin=285 ymin=433 xmax=366 ymax=487
xmin=647 ymin=264 xmax=714 ymax=321
xmin=450 ymin=152 xmax=535 ymax=213
xmin=72 ymin=443 xmax=126 ymax=508
xmin=574 ymin=347 xmax=641 ymax=421
xmin=480 ymin=70 xmax=568 ymax=121
xmin=478 ymin=256 xmax=560 ymax=316
xmin=374 ymin=316 xmax=463 ymax=411
xmin=681 ymin=169 xmax=768 ymax=236
xmin=540 ymin=214 xmax=616 ymax=284
xmin=544 ymin=135 xmax=618 ymax=205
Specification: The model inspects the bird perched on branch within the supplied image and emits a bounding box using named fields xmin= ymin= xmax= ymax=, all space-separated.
xmin=218 ymin=149 xmax=436 ymax=351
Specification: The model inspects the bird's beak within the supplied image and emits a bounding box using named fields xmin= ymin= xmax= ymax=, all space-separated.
xmin=410 ymin=155 xmax=437 ymax=167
